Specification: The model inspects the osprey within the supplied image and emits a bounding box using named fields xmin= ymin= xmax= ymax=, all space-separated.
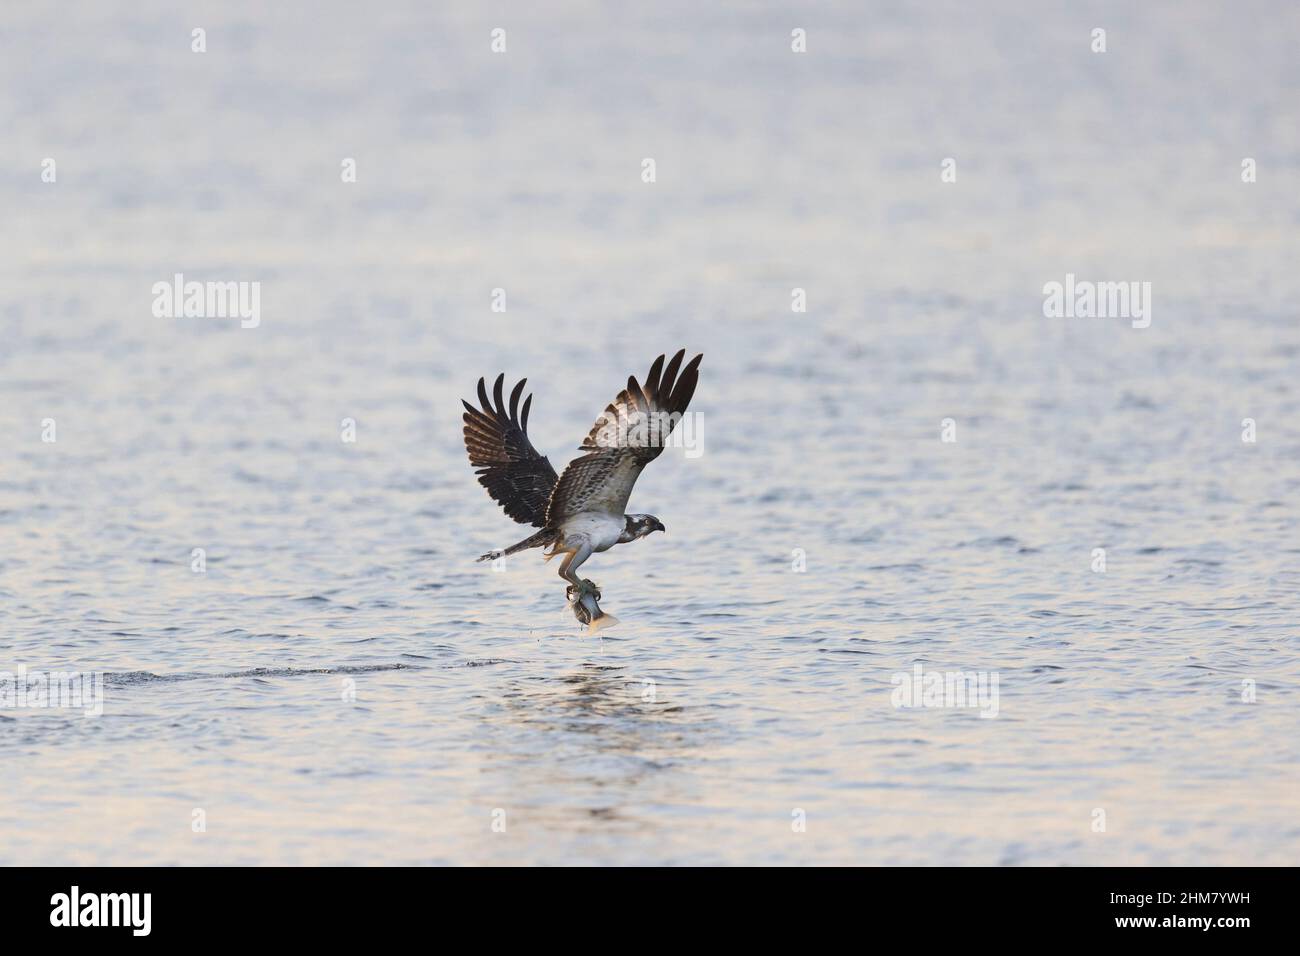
xmin=462 ymin=349 xmax=702 ymax=629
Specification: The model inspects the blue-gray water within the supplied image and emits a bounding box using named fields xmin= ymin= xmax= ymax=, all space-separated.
xmin=1 ymin=1 xmax=1298 ymax=865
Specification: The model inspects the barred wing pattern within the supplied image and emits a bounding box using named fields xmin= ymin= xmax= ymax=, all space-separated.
xmin=462 ymin=374 xmax=558 ymax=527
xmin=546 ymin=350 xmax=702 ymax=523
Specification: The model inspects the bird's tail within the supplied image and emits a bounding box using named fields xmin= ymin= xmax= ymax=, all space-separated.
xmin=476 ymin=528 xmax=556 ymax=562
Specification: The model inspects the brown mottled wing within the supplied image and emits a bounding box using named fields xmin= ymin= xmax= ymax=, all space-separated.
xmin=462 ymin=374 xmax=559 ymax=528
xmin=546 ymin=350 xmax=702 ymax=522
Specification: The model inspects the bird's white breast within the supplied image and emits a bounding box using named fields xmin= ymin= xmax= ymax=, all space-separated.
xmin=560 ymin=511 xmax=626 ymax=553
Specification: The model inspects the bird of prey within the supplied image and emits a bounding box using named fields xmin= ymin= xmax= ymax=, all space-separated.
xmin=462 ymin=349 xmax=702 ymax=629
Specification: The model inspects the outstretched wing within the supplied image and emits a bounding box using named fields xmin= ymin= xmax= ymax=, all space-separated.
xmin=546 ymin=350 xmax=702 ymax=523
xmin=462 ymin=374 xmax=559 ymax=527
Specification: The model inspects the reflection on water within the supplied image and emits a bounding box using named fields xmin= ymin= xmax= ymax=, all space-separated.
xmin=471 ymin=665 xmax=692 ymax=838
xmin=479 ymin=665 xmax=714 ymax=825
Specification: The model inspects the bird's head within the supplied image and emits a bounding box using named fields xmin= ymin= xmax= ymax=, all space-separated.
xmin=626 ymin=514 xmax=666 ymax=540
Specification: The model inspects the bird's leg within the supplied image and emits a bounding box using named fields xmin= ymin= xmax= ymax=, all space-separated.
xmin=558 ymin=544 xmax=596 ymax=601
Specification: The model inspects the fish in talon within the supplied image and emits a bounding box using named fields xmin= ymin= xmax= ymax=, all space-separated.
xmin=567 ymin=581 xmax=619 ymax=632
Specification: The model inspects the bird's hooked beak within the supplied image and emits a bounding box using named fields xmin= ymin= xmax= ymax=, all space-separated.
xmin=651 ymin=519 xmax=665 ymax=534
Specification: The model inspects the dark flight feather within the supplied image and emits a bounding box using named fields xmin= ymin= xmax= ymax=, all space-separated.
xmin=462 ymin=373 xmax=558 ymax=527
xmin=547 ymin=350 xmax=703 ymax=523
